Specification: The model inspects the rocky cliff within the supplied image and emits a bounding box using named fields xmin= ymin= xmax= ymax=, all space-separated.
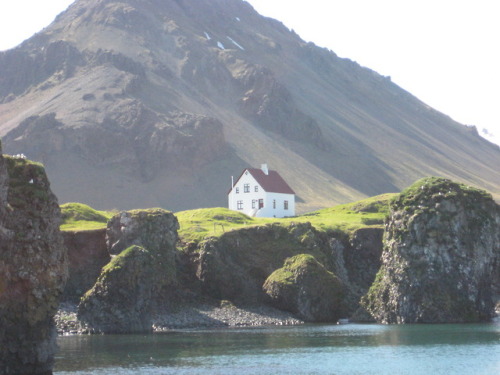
xmin=68 ymin=212 xmax=384 ymax=328
xmin=62 ymin=228 xmax=109 ymax=302
xmin=0 ymin=145 xmax=67 ymax=374
xmin=192 ymin=221 xmax=382 ymax=320
xmin=78 ymin=208 xmax=179 ymax=333
xmin=195 ymin=222 xmax=331 ymax=305
xmin=362 ymin=177 xmax=500 ymax=323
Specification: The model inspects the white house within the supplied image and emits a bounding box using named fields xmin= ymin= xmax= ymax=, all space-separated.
xmin=228 ymin=164 xmax=295 ymax=218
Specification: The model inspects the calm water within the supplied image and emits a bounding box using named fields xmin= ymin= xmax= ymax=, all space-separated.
xmin=54 ymin=322 xmax=500 ymax=375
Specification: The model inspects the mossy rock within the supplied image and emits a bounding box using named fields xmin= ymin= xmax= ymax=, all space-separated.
xmin=362 ymin=177 xmax=499 ymax=323
xmin=78 ymin=245 xmax=159 ymax=333
xmin=263 ymin=254 xmax=345 ymax=322
xmin=107 ymin=208 xmax=179 ymax=257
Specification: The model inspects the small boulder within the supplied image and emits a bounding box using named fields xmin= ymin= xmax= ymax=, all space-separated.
xmin=263 ymin=254 xmax=344 ymax=322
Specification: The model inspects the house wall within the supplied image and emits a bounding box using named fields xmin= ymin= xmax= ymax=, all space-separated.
xmin=260 ymin=192 xmax=295 ymax=218
xmin=228 ymin=171 xmax=295 ymax=218
xmin=228 ymin=171 xmax=262 ymax=216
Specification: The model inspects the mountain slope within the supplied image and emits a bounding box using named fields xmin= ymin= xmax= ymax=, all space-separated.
xmin=0 ymin=0 xmax=498 ymax=212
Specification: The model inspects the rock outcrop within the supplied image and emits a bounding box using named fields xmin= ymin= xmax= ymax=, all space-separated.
xmin=193 ymin=220 xmax=383 ymax=316
xmin=362 ymin=177 xmax=500 ymax=323
xmin=263 ymin=254 xmax=344 ymax=322
xmin=195 ymin=222 xmax=330 ymax=304
xmin=78 ymin=208 xmax=179 ymax=333
xmin=0 ymin=147 xmax=67 ymax=374
xmin=62 ymin=228 xmax=109 ymax=302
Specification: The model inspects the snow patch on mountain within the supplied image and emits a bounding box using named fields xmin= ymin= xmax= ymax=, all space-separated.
xmin=227 ymin=36 xmax=244 ymax=50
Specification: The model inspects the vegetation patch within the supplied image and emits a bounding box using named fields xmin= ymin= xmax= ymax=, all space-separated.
xmin=176 ymin=207 xmax=261 ymax=244
xmin=392 ymin=177 xmax=492 ymax=213
xmin=4 ymin=156 xmax=50 ymax=210
xmin=60 ymin=202 xmax=114 ymax=231
xmin=176 ymin=194 xmax=394 ymax=245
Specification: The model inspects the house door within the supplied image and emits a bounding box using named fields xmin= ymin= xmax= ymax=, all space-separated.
xmin=258 ymin=199 xmax=264 ymax=209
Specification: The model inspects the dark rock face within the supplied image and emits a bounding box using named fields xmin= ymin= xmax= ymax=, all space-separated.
xmin=236 ymin=65 xmax=327 ymax=147
xmin=343 ymin=228 xmax=383 ymax=293
xmin=4 ymin=108 xmax=227 ymax=183
xmin=195 ymin=222 xmax=331 ymax=304
xmin=62 ymin=228 xmax=110 ymax=302
xmin=78 ymin=208 xmax=179 ymax=333
xmin=106 ymin=208 xmax=179 ymax=256
xmin=0 ymin=149 xmax=67 ymax=374
xmin=194 ymin=221 xmax=383 ymax=315
xmin=327 ymin=228 xmax=383 ymax=320
xmin=263 ymin=254 xmax=344 ymax=322
xmin=362 ymin=177 xmax=500 ymax=323
xmin=0 ymin=40 xmax=84 ymax=99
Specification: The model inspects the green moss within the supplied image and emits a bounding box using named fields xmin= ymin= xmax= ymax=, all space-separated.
xmin=101 ymin=245 xmax=145 ymax=274
xmin=266 ymin=268 xmax=295 ymax=285
xmin=393 ymin=177 xmax=492 ymax=212
xmin=60 ymin=202 xmax=114 ymax=231
xmin=283 ymin=253 xmax=317 ymax=269
xmin=4 ymin=156 xmax=51 ymax=210
xmin=266 ymin=254 xmax=317 ymax=286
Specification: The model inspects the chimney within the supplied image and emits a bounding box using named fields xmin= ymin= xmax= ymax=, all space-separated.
xmin=261 ymin=163 xmax=269 ymax=175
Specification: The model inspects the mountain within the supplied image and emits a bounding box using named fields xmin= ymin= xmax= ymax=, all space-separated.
xmin=0 ymin=0 xmax=499 ymax=212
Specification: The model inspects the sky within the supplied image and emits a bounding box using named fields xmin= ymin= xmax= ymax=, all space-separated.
xmin=0 ymin=0 xmax=499 ymax=146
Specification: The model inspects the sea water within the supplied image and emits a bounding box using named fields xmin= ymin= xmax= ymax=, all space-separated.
xmin=54 ymin=322 xmax=500 ymax=374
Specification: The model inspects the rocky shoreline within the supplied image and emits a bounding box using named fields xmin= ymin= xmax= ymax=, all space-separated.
xmin=54 ymin=302 xmax=304 ymax=335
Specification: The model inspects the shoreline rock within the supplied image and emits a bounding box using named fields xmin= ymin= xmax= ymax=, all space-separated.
xmin=55 ymin=301 xmax=303 ymax=335
xmin=362 ymin=177 xmax=500 ymax=323
xmin=0 ymin=151 xmax=67 ymax=374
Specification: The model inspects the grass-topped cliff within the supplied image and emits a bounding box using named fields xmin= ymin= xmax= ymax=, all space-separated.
xmin=60 ymin=193 xmax=395 ymax=241
xmin=176 ymin=193 xmax=395 ymax=245
xmin=60 ymin=203 xmax=114 ymax=231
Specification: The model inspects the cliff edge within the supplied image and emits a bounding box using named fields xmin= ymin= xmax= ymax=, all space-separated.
xmin=0 ymin=144 xmax=67 ymax=374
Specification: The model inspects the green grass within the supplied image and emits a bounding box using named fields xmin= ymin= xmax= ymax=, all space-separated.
xmin=59 ymin=193 xmax=394 ymax=237
xmin=60 ymin=202 xmax=115 ymax=231
xmin=175 ymin=207 xmax=263 ymax=243
xmin=393 ymin=177 xmax=492 ymax=211
xmin=291 ymin=193 xmax=395 ymax=234
xmin=176 ymin=193 xmax=395 ymax=244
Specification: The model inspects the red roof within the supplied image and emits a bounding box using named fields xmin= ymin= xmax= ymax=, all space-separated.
xmin=229 ymin=168 xmax=295 ymax=195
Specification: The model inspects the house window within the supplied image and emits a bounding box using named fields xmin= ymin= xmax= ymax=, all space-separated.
xmin=258 ymin=199 xmax=264 ymax=209
xmin=235 ymin=187 xmax=239 ymax=194
xmin=244 ymin=183 xmax=250 ymax=193
xmin=237 ymin=200 xmax=243 ymax=210
xmin=252 ymin=200 xmax=256 ymax=209
xmin=254 ymin=186 xmax=259 ymax=192
xmin=273 ymin=199 xmax=276 ymax=209
xmin=284 ymin=200 xmax=289 ymax=210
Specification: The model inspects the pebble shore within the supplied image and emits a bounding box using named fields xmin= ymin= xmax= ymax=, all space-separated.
xmin=55 ymin=302 xmax=303 ymax=335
